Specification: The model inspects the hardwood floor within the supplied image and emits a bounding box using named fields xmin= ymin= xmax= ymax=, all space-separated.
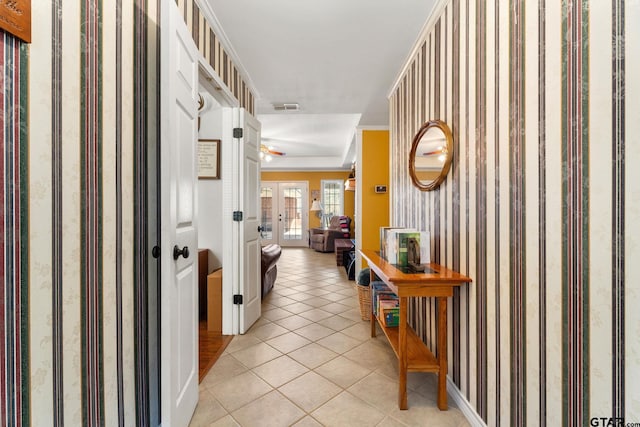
xmin=198 ymin=321 xmax=233 ymax=383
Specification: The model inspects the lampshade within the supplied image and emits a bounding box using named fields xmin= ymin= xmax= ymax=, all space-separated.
xmin=344 ymin=178 xmax=356 ymax=191
xmin=310 ymin=200 xmax=322 ymax=211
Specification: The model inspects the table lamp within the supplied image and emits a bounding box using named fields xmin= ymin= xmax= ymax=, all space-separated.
xmin=310 ymin=199 xmax=329 ymax=228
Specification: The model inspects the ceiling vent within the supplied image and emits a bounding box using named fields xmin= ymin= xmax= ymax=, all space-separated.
xmin=273 ymin=103 xmax=300 ymax=111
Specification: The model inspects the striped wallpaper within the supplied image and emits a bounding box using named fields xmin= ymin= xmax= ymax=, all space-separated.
xmin=1 ymin=0 xmax=254 ymax=425
xmin=1 ymin=29 xmax=29 ymax=427
xmin=28 ymin=0 xmax=142 ymax=424
xmin=133 ymin=0 xmax=160 ymax=424
xmin=389 ymin=0 xmax=640 ymax=425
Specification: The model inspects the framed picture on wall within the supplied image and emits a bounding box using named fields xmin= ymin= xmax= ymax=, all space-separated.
xmin=198 ymin=139 xmax=220 ymax=179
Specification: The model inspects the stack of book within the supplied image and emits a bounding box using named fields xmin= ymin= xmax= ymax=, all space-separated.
xmin=378 ymin=298 xmax=399 ymax=327
xmin=379 ymin=227 xmax=430 ymax=267
xmin=371 ymin=282 xmax=399 ymax=327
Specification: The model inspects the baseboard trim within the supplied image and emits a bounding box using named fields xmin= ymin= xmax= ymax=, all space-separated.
xmin=447 ymin=377 xmax=486 ymax=427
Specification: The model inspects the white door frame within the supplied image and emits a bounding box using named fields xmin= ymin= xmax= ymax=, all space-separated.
xmin=198 ymin=80 xmax=238 ymax=337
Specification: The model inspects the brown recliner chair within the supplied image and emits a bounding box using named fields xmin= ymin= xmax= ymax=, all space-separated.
xmin=261 ymin=244 xmax=282 ymax=298
xmin=309 ymin=216 xmax=351 ymax=252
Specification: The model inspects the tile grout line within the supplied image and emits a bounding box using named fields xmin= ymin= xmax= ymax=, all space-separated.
xmin=192 ymin=248 xmax=470 ymax=427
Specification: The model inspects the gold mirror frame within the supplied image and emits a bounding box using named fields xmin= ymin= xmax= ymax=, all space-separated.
xmin=408 ymin=119 xmax=453 ymax=191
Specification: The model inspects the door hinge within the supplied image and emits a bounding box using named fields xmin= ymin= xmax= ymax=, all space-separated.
xmin=233 ymin=127 xmax=243 ymax=138
xmin=233 ymin=211 xmax=243 ymax=221
xmin=233 ymin=294 xmax=243 ymax=305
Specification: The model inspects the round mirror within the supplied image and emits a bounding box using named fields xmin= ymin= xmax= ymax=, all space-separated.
xmin=409 ymin=120 xmax=453 ymax=191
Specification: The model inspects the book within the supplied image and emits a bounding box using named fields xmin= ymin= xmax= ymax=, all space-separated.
xmin=377 ymin=296 xmax=399 ymax=325
xmin=369 ymin=278 xmax=400 ymax=327
xmin=383 ymin=229 xmax=431 ymax=267
xmin=385 ymin=228 xmax=415 ymax=264
xmin=379 ymin=227 xmax=400 ymax=260
xmin=377 ymin=297 xmax=398 ymax=314
xmin=382 ymin=307 xmax=399 ymax=327
xmin=396 ymin=231 xmax=422 ymax=267
xmin=371 ymin=282 xmax=395 ymax=313
xmin=373 ymin=290 xmax=396 ymax=313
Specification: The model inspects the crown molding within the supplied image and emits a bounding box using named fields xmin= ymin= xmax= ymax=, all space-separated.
xmin=195 ymin=0 xmax=261 ymax=99
xmin=387 ymin=0 xmax=450 ymax=98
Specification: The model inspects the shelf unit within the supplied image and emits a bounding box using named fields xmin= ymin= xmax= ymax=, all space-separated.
xmin=373 ymin=313 xmax=438 ymax=371
xmin=360 ymin=249 xmax=471 ymax=411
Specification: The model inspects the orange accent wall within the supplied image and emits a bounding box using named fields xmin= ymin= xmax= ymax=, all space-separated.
xmin=261 ymin=171 xmax=355 ymax=230
xmin=361 ymin=130 xmax=389 ymax=253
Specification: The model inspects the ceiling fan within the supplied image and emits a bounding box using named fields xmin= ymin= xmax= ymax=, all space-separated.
xmin=260 ymin=144 xmax=285 ymax=162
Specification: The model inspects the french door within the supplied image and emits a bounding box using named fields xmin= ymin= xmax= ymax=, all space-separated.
xmin=260 ymin=182 xmax=309 ymax=247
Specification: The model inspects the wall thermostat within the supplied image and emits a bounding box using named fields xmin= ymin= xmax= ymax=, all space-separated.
xmin=374 ymin=185 xmax=387 ymax=193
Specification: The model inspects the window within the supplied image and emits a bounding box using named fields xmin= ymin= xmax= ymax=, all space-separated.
xmin=321 ymin=180 xmax=344 ymax=217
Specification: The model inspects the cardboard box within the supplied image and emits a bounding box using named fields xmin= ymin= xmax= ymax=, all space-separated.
xmin=207 ymin=269 xmax=223 ymax=333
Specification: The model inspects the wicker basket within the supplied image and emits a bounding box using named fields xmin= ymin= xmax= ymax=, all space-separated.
xmin=356 ymin=285 xmax=371 ymax=321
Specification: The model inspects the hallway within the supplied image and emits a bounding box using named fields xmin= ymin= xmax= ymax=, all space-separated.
xmin=190 ymin=248 xmax=469 ymax=426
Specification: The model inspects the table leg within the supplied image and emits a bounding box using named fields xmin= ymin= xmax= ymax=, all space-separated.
xmin=370 ymin=270 xmax=376 ymax=338
xmin=399 ymin=296 xmax=408 ymax=410
xmin=437 ymin=296 xmax=448 ymax=410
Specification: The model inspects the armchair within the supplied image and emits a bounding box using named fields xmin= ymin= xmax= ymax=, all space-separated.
xmin=310 ymin=216 xmax=351 ymax=252
xmin=261 ymin=244 xmax=282 ymax=298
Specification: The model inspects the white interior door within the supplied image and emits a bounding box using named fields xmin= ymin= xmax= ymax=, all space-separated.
xmin=235 ymin=108 xmax=262 ymax=333
xmin=160 ymin=2 xmax=198 ymax=425
xmin=260 ymin=182 xmax=309 ymax=247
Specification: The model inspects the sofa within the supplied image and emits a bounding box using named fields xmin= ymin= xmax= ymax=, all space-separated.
xmin=261 ymin=244 xmax=282 ymax=298
xmin=310 ymin=216 xmax=351 ymax=252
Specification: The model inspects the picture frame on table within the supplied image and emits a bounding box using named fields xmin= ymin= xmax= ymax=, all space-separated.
xmin=198 ymin=139 xmax=220 ymax=179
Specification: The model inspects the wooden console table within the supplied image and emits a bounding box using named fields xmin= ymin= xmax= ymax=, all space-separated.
xmin=359 ymin=249 xmax=471 ymax=411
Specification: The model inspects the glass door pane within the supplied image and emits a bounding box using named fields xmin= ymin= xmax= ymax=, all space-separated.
xmin=260 ymin=185 xmax=275 ymax=245
xmin=281 ymin=187 xmax=302 ymax=241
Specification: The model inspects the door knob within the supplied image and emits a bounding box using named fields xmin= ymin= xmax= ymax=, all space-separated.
xmin=173 ymin=245 xmax=190 ymax=260
xmin=258 ymin=225 xmax=264 ymax=232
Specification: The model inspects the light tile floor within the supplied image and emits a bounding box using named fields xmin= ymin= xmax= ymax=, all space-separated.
xmin=191 ymin=248 xmax=470 ymax=427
